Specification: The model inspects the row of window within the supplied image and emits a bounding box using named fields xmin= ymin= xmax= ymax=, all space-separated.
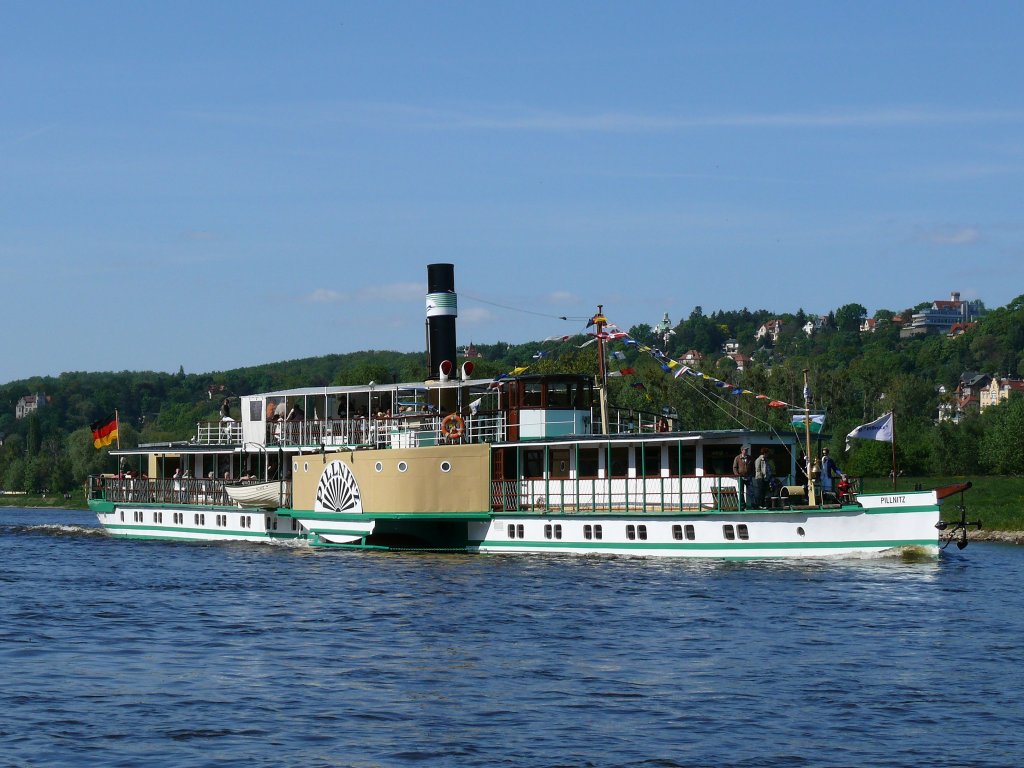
xmin=120 ymin=510 xmax=291 ymax=530
xmin=505 ymin=521 xmax=753 ymax=542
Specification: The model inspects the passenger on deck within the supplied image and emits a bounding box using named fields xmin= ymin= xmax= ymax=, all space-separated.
xmin=656 ymin=417 xmax=669 ymax=432
xmin=754 ymin=447 xmax=772 ymax=508
xmin=286 ymin=404 xmax=305 ymax=422
xmin=820 ymin=448 xmax=842 ymax=496
xmin=219 ymin=398 xmax=231 ymax=420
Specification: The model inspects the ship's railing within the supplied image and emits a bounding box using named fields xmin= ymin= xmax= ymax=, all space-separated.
xmin=490 ymin=475 xmax=743 ymax=513
xmin=196 ymin=421 xmax=244 ymax=444
xmin=264 ymin=413 xmax=509 ymax=447
xmin=488 ymin=474 xmax=866 ymax=513
xmin=89 ymin=475 xmax=245 ymax=506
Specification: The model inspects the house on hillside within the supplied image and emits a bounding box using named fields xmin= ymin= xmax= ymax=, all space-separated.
xmin=724 ymin=352 xmax=750 ymax=372
xmin=901 ymin=291 xmax=986 ymax=338
xmin=679 ymin=350 xmax=704 ymax=366
xmin=462 ymin=342 xmax=482 ymax=359
xmin=956 ymin=372 xmax=991 ymax=418
xmin=860 ymin=318 xmax=878 ymax=333
xmin=947 ymin=322 xmax=977 ymax=339
xmin=16 ymin=394 xmax=47 ymax=420
xmin=722 ymin=339 xmax=740 ymax=354
xmin=980 ymin=377 xmax=1024 ymax=411
xmin=755 ymin=320 xmax=783 ymax=344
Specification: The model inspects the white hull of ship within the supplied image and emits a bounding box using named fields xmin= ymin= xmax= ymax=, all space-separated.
xmin=95 ymin=506 xmax=307 ymax=543
xmin=93 ymin=491 xmax=942 ymax=558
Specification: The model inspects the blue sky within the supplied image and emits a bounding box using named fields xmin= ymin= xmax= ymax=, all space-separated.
xmin=2 ymin=2 xmax=1022 ymax=384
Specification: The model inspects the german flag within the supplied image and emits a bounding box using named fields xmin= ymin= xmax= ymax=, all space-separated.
xmin=91 ymin=414 xmax=118 ymax=449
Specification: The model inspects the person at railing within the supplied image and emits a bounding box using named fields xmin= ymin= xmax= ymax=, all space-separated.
xmin=733 ymin=446 xmax=753 ymax=509
xmin=753 ymin=447 xmax=772 ymax=509
xmin=220 ymin=398 xmax=231 ymax=419
xmin=286 ymin=403 xmax=305 ymax=422
xmin=656 ymin=417 xmax=669 ymax=433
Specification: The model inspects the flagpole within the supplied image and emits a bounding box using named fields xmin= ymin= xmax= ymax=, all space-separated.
xmin=115 ymin=409 xmax=121 ymax=450
xmin=890 ymin=409 xmax=897 ymax=491
xmin=803 ymin=369 xmax=816 ymax=506
xmin=595 ymin=305 xmax=610 ymax=436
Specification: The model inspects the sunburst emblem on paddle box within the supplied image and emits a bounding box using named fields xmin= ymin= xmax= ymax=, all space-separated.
xmin=314 ymin=459 xmax=363 ymax=514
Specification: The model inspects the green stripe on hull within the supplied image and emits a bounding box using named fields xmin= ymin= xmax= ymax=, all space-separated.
xmin=473 ymin=538 xmax=937 ymax=551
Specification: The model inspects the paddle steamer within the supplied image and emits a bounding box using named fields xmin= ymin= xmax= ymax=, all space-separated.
xmin=88 ymin=264 xmax=973 ymax=558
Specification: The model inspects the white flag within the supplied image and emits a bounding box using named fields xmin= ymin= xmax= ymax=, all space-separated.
xmin=846 ymin=411 xmax=894 ymax=450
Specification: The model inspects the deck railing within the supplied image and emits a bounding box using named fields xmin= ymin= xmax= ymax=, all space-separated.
xmin=490 ymin=475 xmax=743 ymax=514
xmin=489 ymin=475 xmax=862 ymax=514
xmin=89 ymin=476 xmax=291 ymax=507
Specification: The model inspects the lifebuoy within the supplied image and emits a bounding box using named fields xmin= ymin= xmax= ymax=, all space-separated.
xmin=440 ymin=413 xmax=465 ymax=440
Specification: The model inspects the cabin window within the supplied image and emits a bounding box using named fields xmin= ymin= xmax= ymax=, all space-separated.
xmin=120 ymin=511 xmax=124 ymax=522
xmin=594 ymin=524 xmax=603 ymax=540
xmin=544 ymin=524 xmax=553 ymax=539
xmin=547 ymin=382 xmax=571 ymax=408
xmin=397 ymin=461 xmax=408 ymax=473
xmin=577 ymin=447 xmax=599 ymax=479
xmin=608 ymin=447 xmax=630 ymax=478
xmin=684 ymin=524 xmax=695 ymax=540
xmin=523 ymin=449 xmax=545 ymax=479
xmin=639 ymin=445 xmax=661 ymax=477
xmin=375 ymin=462 xmax=383 ymax=472
xmin=723 ymin=524 xmax=736 ymax=540
xmin=291 ymin=518 xmax=298 ymax=531
xmin=737 ymin=524 xmax=749 ymax=540
xmin=554 ymin=524 xmax=562 ymax=540
xmin=522 ymin=381 xmax=543 ymax=407
xmin=672 ymin=524 xmax=682 ymax=540
xmin=637 ymin=525 xmax=647 ymax=540
xmin=517 ymin=524 xmax=524 ymax=538
xmin=667 ymin=445 xmax=697 ymax=477
xmin=508 ymin=524 xmax=516 ymax=538
xmin=584 ymin=524 xmax=593 ymax=540
xmin=626 ymin=524 xmax=636 ymax=540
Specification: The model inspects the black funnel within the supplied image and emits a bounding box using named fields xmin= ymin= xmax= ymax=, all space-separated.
xmin=425 ymin=263 xmax=457 ymax=379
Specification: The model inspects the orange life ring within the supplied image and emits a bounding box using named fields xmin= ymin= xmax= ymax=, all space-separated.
xmin=440 ymin=413 xmax=465 ymax=440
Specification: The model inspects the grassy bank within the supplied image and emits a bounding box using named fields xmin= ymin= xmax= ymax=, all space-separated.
xmin=0 ymin=493 xmax=88 ymax=510
xmin=861 ymin=475 xmax=1024 ymax=531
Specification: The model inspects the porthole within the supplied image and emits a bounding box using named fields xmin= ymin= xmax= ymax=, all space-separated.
xmin=303 ymin=462 xmax=309 ymax=473
xmin=374 ymin=461 xmax=383 ymax=472
xmin=440 ymin=461 xmax=452 ymax=473
xmin=293 ymin=462 xmax=298 ymax=472
xmin=797 ymin=526 xmax=806 ymax=537
xmin=397 ymin=461 xmax=408 ymax=473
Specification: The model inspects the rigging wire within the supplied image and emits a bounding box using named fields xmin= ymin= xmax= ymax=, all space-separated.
xmin=459 ymin=292 xmax=590 ymax=322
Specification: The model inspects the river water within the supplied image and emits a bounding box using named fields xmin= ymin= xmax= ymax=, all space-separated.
xmin=1 ymin=507 xmax=1022 ymax=767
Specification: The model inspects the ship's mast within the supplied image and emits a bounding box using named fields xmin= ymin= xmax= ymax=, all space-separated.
xmin=595 ymin=305 xmax=610 ymax=435
xmin=802 ymin=369 xmax=816 ymax=506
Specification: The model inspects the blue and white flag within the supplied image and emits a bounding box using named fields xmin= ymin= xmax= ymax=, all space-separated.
xmin=846 ymin=411 xmax=894 ymax=450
